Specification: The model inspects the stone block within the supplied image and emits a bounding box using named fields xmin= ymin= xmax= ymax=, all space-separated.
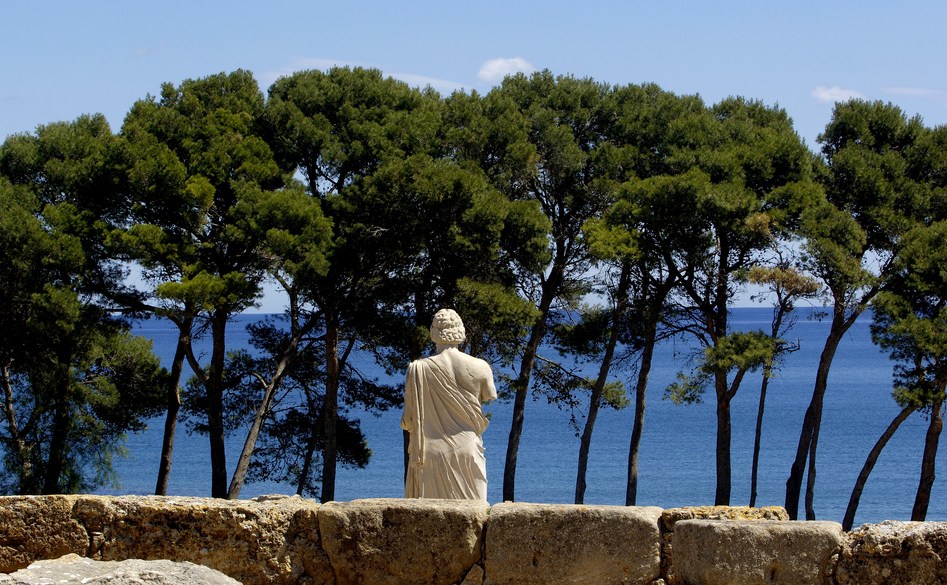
xmin=484 ymin=502 xmax=662 ymax=585
xmin=673 ymin=519 xmax=843 ymax=585
xmin=0 ymin=496 xmax=87 ymax=572
xmin=72 ymin=494 xmax=330 ymax=585
xmin=0 ymin=553 xmax=241 ymax=584
xmin=661 ymin=506 xmax=789 ymax=529
xmin=318 ymin=497 xmax=489 ymax=585
xmin=836 ymin=520 xmax=947 ymax=584
xmin=660 ymin=506 xmax=789 ymax=584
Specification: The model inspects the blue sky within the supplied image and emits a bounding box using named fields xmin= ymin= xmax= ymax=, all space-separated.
xmin=3 ymin=1 xmax=945 ymax=150
xmin=2 ymin=1 xmax=945 ymax=311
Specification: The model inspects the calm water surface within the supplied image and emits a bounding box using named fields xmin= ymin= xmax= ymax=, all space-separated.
xmin=105 ymin=307 xmax=946 ymax=528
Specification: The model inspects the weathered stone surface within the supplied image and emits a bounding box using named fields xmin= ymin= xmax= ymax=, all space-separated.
xmin=673 ymin=519 xmax=843 ymax=585
xmin=837 ymin=520 xmax=947 ymax=584
xmin=0 ymin=496 xmax=88 ymax=572
xmin=0 ymin=553 xmax=241 ymax=584
xmin=660 ymin=506 xmax=789 ymax=585
xmin=661 ymin=505 xmax=789 ymax=529
xmin=12 ymin=495 xmax=947 ymax=585
xmin=484 ymin=502 xmax=662 ymax=585
xmin=72 ymin=494 xmax=331 ymax=585
xmin=319 ymin=497 xmax=488 ymax=585
xmin=461 ymin=564 xmax=485 ymax=585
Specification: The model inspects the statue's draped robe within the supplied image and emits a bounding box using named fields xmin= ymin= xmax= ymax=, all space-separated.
xmin=401 ymin=348 xmax=497 ymax=500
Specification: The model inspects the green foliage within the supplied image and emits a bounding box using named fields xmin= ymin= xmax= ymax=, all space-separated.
xmin=533 ymin=357 xmax=628 ymax=433
xmin=6 ymin=64 xmax=947 ymax=504
xmin=872 ymin=221 xmax=947 ymax=412
xmin=246 ymin=408 xmax=371 ymax=498
xmin=120 ymin=70 xmax=297 ymax=315
xmin=0 ymin=118 xmax=166 ymax=495
xmin=702 ymin=330 xmax=777 ymax=373
xmin=454 ymin=278 xmax=539 ymax=363
xmin=748 ymin=264 xmax=821 ymax=300
xmin=666 ymin=330 xmax=776 ymax=404
xmin=180 ymin=317 xmax=396 ymax=498
xmin=475 ymin=71 xmax=624 ymax=437
xmin=356 ymin=151 xmax=549 ymax=359
xmin=74 ymin=329 xmax=167 ymax=434
xmin=551 ymin=306 xmax=614 ymax=358
xmin=265 ymin=67 xmax=426 ymax=195
xmin=665 ymin=371 xmax=711 ymax=405
xmin=801 ymin=100 xmax=931 ymax=306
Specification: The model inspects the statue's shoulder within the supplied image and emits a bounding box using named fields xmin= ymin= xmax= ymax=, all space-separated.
xmin=456 ymin=352 xmax=493 ymax=374
xmin=407 ymin=359 xmax=427 ymax=375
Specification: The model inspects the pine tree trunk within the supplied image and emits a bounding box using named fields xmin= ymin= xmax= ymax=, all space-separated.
xmin=575 ymin=267 xmax=628 ymax=504
xmin=503 ymin=325 xmax=542 ymax=503
xmin=155 ymin=323 xmax=190 ymax=496
xmin=227 ymin=321 xmax=302 ymax=499
xmin=843 ymin=405 xmax=915 ymax=530
xmin=504 ymin=265 xmax=564 ymax=502
xmin=715 ymin=374 xmax=732 ymax=506
xmin=226 ymin=379 xmax=278 ymax=499
xmin=321 ymin=319 xmax=340 ymax=503
xmin=626 ymin=319 xmax=657 ymax=506
xmin=805 ymin=413 xmax=821 ymax=519
xmin=43 ymin=352 xmax=73 ymax=494
xmin=912 ymin=400 xmax=943 ymax=521
xmin=297 ymin=402 xmax=321 ymax=496
xmin=786 ymin=321 xmax=845 ymax=519
xmin=750 ymin=297 xmax=789 ymax=509
xmin=750 ymin=361 xmax=772 ymax=508
xmin=208 ymin=310 xmax=229 ymax=498
xmin=2 ymin=366 xmax=35 ymax=492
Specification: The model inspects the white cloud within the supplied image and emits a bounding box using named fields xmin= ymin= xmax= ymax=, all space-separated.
xmin=477 ymin=57 xmax=536 ymax=84
xmin=811 ymin=85 xmax=866 ymax=104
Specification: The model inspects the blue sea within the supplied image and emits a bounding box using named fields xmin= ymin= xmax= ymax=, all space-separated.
xmin=104 ymin=306 xmax=947 ymax=528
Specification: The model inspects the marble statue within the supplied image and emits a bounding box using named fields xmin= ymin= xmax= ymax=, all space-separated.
xmin=401 ymin=309 xmax=497 ymax=500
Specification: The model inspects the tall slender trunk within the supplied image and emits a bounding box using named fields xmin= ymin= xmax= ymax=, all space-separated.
xmin=2 ymin=366 xmax=34 ymax=492
xmin=708 ymin=240 xmax=735 ymax=506
xmin=503 ymin=324 xmax=542 ymax=503
xmin=843 ymin=405 xmax=915 ymax=530
xmin=504 ymin=264 xmax=564 ymax=502
xmin=750 ymin=301 xmax=788 ymax=509
xmin=912 ymin=400 xmax=943 ymax=521
xmin=749 ymin=360 xmax=773 ymax=508
xmin=786 ymin=320 xmax=846 ymax=519
xmin=207 ymin=310 xmax=229 ymax=498
xmin=43 ymin=356 xmax=72 ymax=494
xmin=228 ymin=307 xmax=307 ymax=499
xmin=227 ymin=360 xmax=291 ymax=499
xmin=321 ymin=318 xmax=340 ymax=503
xmin=575 ymin=267 xmax=629 ymax=504
xmin=297 ymin=411 xmax=320 ymax=497
xmin=154 ymin=321 xmax=190 ymax=496
xmin=805 ymin=411 xmax=822 ymax=519
xmin=626 ymin=319 xmax=657 ymax=506
xmin=715 ymin=372 xmax=732 ymax=505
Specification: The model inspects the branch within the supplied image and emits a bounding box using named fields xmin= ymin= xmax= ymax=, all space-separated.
xmin=2 ymin=366 xmax=22 ymax=442
xmin=535 ymin=354 xmax=589 ymax=384
xmin=184 ymin=342 xmax=209 ymax=386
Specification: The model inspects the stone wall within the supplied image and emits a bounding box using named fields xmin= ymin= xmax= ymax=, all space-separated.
xmin=0 ymin=495 xmax=945 ymax=585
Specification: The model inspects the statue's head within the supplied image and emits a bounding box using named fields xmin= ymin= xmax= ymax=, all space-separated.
xmin=430 ymin=309 xmax=466 ymax=345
